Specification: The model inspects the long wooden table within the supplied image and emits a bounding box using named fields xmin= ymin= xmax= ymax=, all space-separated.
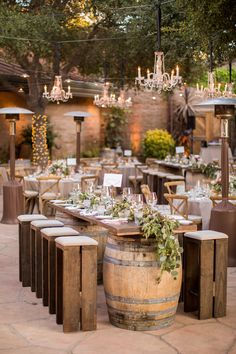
xmin=49 ymin=202 xmax=197 ymax=331
xmin=49 ymin=202 xmax=197 ymax=236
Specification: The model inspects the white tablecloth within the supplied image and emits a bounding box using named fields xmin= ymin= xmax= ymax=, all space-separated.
xmin=200 ymin=145 xmax=232 ymax=165
xmin=188 ymin=197 xmax=213 ymax=230
xmin=24 ymin=176 xmax=83 ymax=198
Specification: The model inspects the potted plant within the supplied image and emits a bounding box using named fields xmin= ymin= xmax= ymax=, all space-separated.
xmin=143 ymin=129 xmax=175 ymax=159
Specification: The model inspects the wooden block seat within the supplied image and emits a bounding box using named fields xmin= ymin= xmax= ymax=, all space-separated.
xmin=184 ymin=230 xmax=228 ymax=319
xmin=30 ymin=219 xmax=64 ymax=297
xmin=55 ymin=236 xmax=98 ymax=332
xmin=41 ymin=227 xmax=80 ymax=314
xmin=17 ymin=214 xmax=47 ymax=286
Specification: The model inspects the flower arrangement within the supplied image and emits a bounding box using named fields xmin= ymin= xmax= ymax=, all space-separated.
xmin=48 ymin=160 xmax=69 ymax=176
xmin=191 ymin=161 xmax=219 ymax=179
xmin=110 ymin=198 xmax=134 ymax=220
xmin=211 ymin=175 xmax=236 ymax=195
xmin=70 ymin=191 xmax=100 ymax=207
xmin=139 ymin=207 xmax=182 ymax=282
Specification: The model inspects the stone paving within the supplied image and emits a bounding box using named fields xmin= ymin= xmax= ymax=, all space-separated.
xmin=0 ymin=196 xmax=236 ymax=354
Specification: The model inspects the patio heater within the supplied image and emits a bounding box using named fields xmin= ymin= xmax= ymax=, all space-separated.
xmin=64 ymin=111 xmax=94 ymax=171
xmin=195 ymin=98 xmax=236 ymax=266
xmin=0 ymin=107 xmax=34 ymax=224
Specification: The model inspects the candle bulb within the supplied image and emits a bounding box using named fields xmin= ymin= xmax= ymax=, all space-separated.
xmin=176 ymin=65 xmax=179 ymax=77
xmin=138 ymin=66 xmax=141 ymax=79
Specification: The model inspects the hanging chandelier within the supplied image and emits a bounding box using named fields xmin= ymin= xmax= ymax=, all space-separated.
xmin=115 ymin=90 xmax=132 ymax=108
xmin=43 ymin=75 xmax=72 ymax=104
xmin=94 ymin=83 xmax=132 ymax=108
xmin=196 ymin=71 xmax=235 ymax=98
xmin=136 ymin=51 xmax=181 ymax=93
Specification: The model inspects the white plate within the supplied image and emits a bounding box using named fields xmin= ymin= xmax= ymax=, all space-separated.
xmin=51 ymin=199 xmax=64 ymax=204
xmin=168 ymin=215 xmax=184 ymax=220
xmin=96 ymin=215 xmax=113 ymax=219
xmin=179 ymin=220 xmax=193 ymax=225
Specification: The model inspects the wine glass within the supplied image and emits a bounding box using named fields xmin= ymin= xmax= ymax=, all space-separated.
xmin=132 ymin=194 xmax=144 ymax=208
xmin=122 ymin=187 xmax=133 ymax=201
xmin=145 ymin=192 xmax=158 ymax=209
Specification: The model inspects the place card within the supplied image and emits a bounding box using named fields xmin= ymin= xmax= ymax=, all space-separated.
xmin=103 ymin=173 xmax=123 ymax=187
xmin=175 ymin=146 xmax=185 ymax=154
xmin=67 ymin=158 xmax=76 ymax=166
xmin=124 ymin=149 xmax=132 ymax=157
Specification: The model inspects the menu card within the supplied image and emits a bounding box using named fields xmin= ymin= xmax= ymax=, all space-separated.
xmin=103 ymin=173 xmax=123 ymax=187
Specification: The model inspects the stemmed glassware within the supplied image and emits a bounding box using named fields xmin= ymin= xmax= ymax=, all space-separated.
xmin=145 ymin=192 xmax=158 ymax=209
xmin=122 ymin=187 xmax=133 ymax=201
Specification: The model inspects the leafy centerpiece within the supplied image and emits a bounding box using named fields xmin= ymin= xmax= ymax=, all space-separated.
xmin=48 ymin=160 xmax=69 ymax=177
xmin=139 ymin=207 xmax=182 ymax=282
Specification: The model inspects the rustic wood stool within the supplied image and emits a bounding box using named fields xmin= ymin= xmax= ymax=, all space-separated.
xmin=55 ymin=236 xmax=98 ymax=332
xmin=17 ymin=214 xmax=47 ymax=287
xmin=30 ymin=219 xmax=64 ymax=297
xmin=183 ymin=230 xmax=228 ymax=319
xmin=41 ymin=227 xmax=80 ymax=314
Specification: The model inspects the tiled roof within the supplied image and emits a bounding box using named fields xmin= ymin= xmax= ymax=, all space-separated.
xmin=0 ymin=58 xmax=25 ymax=76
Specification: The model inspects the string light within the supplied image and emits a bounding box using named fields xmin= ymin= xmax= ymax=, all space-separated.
xmin=32 ymin=115 xmax=49 ymax=168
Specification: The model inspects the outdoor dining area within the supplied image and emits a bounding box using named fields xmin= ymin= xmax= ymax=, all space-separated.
xmin=0 ymin=0 xmax=236 ymax=353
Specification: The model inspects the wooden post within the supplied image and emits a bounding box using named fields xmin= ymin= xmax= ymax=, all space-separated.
xmin=74 ymin=117 xmax=84 ymax=171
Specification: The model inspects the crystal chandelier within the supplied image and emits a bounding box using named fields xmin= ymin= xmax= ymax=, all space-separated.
xmin=113 ymin=90 xmax=132 ymax=109
xmin=94 ymin=83 xmax=132 ymax=108
xmin=196 ymin=72 xmax=235 ymax=98
xmin=43 ymin=76 xmax=72 ymax=104
xmin=136 ymin=51 xmax=181 ymax=93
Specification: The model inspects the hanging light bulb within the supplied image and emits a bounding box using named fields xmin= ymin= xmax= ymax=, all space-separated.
xmin=42 ymin=76 xmax=72 ymax=104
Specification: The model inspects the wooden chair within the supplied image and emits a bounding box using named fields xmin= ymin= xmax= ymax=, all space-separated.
xmin=129 ymin=165 xmax=148 ymax=193
xmin=23 ymin=178 xmax=39 ymax=214
xmin=141 ymin=184 xmax=151 ymax=201
xmin=164 ymin=180 xmax=186 ymax=195
xmin=81 ymin=175 xmax=99 ymax=193
xmin=37 ymin=176 xmax=61 ymax=214
xmin=101 ymin=163 xmax=118 ymax=174
xmin=164 ymin=193 xmax=202 ymax=228
xmin=210 ymin=195 xmax=236 ymax=207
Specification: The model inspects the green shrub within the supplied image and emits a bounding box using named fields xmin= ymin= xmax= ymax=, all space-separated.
xmin=143 ymin=129 xmax=175 ymax=159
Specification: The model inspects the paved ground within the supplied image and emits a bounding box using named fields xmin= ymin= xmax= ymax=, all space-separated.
xmin=0 ymin=196 xmax=236 ymax=354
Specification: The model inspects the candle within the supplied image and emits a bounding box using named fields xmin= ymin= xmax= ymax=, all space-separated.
xmin=147 ymin=69 xmax=150 ymax=79
xmin=68 ymin=85 xmax=71 ymax=93
xmin=224 ymin=83 xmax=227 ymax=92
xmin=218 ymin=83 xmax=221 ymax=91
xmin=171 ymin=70 xmax=174 ymax=83
xmin=176 ymin=65 xmax=179 ymax=77
xmin=138 ymin=66 xmax=141 ymax=78
xmin=44 ymin=85 xmax=47 ymax=94
xmin=196 ymin=83 xmax=199 ymax=91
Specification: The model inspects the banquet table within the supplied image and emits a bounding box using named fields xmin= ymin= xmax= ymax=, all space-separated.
xmin=188 ymin=197 xmax=213 ymax=229
xmin=24 ymin=175 xmax=90 ymax=198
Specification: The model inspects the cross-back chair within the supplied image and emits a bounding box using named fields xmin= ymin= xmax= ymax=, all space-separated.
xmin=37 ymin=176 xmax=61 ymax=214
xmin=164 ymin=180 xmax=186 ymax=195
xmin=81 ymin=175 xmax=99 ymax=193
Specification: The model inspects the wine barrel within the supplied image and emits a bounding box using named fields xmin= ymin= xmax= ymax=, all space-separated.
xmin=55 ymin=210 xmax=107 ymax=284
xmin=103 ymin=235 xmax=182 ymax=331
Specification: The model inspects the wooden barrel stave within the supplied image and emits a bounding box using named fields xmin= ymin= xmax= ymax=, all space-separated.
xmin=103 ymin=235 xmax=182 ymax=331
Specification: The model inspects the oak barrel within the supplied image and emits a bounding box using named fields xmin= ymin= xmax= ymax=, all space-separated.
xmin=55 ymin=210 xmax=107 ymax=283
xmin=103 ymin=235 xmax=182 ymax=331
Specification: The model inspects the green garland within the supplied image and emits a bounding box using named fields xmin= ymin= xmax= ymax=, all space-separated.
xmin=110 ymin=198 xmax=134 ymax=220
xmin=139 ymin=207 xmax=183 ymax=282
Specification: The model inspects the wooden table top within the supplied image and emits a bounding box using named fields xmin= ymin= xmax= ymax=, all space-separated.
xmin=50 ymin=203 xmax=197 ymax=237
